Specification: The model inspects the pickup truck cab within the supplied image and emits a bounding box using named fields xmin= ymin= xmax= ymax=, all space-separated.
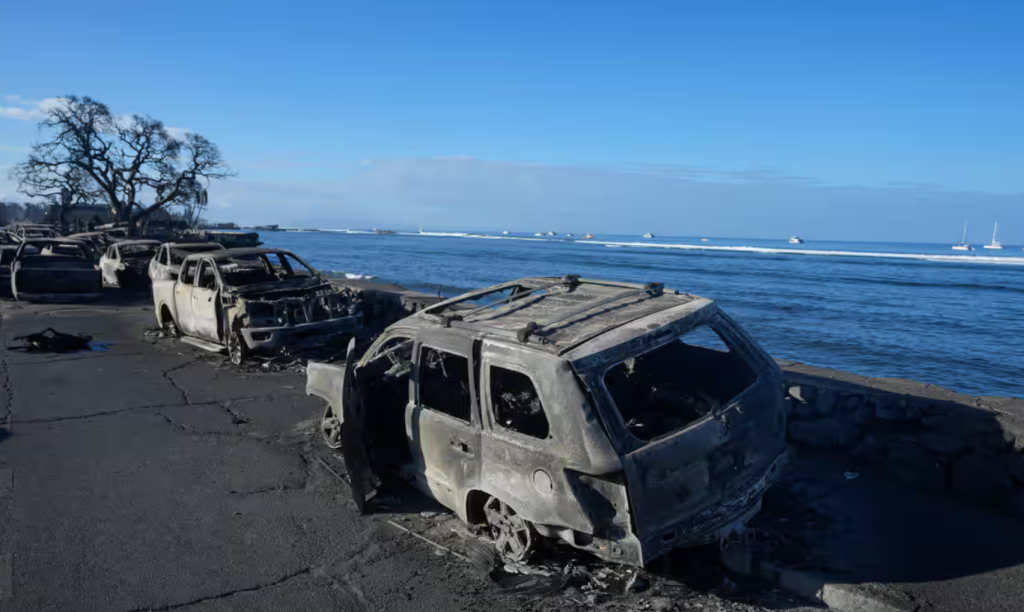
xmin=152 ymin=247 xmax=361 ymax=364
xmin=148 ymin=242 xmax=224 ymax=282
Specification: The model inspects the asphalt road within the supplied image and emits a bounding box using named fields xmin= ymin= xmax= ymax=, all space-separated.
xmin=0 ymin=297 xmax=791 ymax=612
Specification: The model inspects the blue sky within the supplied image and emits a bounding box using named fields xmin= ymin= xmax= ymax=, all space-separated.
xmin=0 ymin=0 xmax=1021 ymax=242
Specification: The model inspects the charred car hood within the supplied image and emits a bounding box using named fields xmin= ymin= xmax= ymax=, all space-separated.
xmin=230 ymin=278 xmax=334 ymax=300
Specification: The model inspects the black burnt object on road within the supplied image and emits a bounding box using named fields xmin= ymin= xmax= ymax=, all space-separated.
xmin=9 ymin=327 xmax=100 ymax=353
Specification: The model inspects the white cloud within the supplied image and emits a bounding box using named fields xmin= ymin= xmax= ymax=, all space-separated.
xmin=0 ymin=95 xmax=65 ymax=122
xmin=165 ymin=126 xmax=193 ymax=140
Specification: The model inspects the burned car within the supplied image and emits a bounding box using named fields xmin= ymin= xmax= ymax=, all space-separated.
xmin=10 ymin=238 xmax=103 ymax=302
xmin=10 ymin=223 xmax=60 ymax=242
xmin=152 ymin=248 xmax=362 ymax=364
xmin=148 ymin=241 xmax=224 ymax=282
xmin=0 ymin=245 xmax=18 ymax=294
xmin=308 ymin=275 xmax=787 ymax=567
xmin=99 ymin=240 xmax=161 ymax=287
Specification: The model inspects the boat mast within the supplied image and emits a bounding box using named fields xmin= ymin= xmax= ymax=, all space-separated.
xmin=993 ymin=222 xmax=998 ymax=244
xmin=961 ymin=220 xmax=968 ymax=245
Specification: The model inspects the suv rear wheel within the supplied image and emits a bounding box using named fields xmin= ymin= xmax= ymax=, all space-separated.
xmin=320 ymin=402 xmax=343 ymax=449
xmin=483 ymin=496 xmax=537 ymax=562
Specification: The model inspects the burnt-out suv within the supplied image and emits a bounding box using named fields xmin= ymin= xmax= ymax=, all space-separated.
xmin=307 ymin=275 xmax=788 ymax=567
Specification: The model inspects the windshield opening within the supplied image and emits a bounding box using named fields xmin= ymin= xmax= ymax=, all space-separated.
xmin=121 ymin=245 xmax=158 ymax=259
xmin=603 ymin=324 xmax=758 ymax=442
xmin=216 ymin=252 xmax=317 ymax=287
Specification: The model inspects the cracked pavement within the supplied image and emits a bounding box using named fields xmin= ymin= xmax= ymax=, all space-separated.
xmin=0 ymin=300 xmax=586 ymax=612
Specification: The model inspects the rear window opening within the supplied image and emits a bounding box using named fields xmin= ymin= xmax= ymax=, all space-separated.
xmin=603 ymin=324 xmax=758 ymax=441
xmin=490 ymin=366 xmax=550 ymax=439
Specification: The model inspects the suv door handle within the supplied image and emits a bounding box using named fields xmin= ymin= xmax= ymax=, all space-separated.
xmin=450 ymin=439 xmax=473 ymax=454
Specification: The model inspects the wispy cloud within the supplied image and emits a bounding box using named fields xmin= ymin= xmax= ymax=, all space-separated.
xmin=0 ymin=95 xmax=65 ymax=121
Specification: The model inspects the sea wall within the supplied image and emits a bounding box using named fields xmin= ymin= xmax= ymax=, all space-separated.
xmin=778 ymin=360 xmax=1024 ymax=518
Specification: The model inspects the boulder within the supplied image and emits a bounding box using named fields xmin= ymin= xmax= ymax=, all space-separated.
xmin=952 ymin=454 xmax=1007 ymax=500
xmin=886 ymin=441 xmax=946 ymax=491
xmin=852 ymin=434 xmax=885 ymax=461
xmin=1002 ymin=488 xmax=1024 ymax=521
xmin=815 ymin=389 xmax=837 ymax=417
xmin=788 ymin=418 xmax=861 ymax=449
xmin=875 ymin=394 xmax=912 ymax=420
xmin=918 ymin=431 xmax=966 ymax=456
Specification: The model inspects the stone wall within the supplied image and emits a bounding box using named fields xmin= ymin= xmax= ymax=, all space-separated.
xmin=778 ymin=360 xmax=1024 ymax=519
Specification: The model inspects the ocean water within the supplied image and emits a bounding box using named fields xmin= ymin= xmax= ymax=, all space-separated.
xmin=261 ymin=230 xmax=1024 ymax=398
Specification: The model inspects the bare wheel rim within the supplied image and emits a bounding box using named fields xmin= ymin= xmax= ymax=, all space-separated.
xmin=228 ymin=332 xmax=245 ymax=365
xmin=483 ymin=497 xmax=535 ymax=562
xmin=165 ymin=320 xmax=180 ymax=338
xmin=321 ymin=402 xmax=343 ymax=449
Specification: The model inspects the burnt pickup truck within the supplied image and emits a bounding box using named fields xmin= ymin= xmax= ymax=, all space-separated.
xmin=152 ymin=248 xmax=362 ymax=364
xmin=10 ymin=238 xmax=103 ymax=302
xmin=309 ymin=276 xmax=788 ymax=567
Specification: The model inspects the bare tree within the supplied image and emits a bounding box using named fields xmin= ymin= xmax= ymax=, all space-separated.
xmin=8 ymin=96 xmax=234 ymax=234
xmin=9 ymin=163 xmax=101 ymax=227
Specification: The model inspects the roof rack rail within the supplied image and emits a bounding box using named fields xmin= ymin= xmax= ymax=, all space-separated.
xmin=515 ymin=282 xmax=664 ymax=343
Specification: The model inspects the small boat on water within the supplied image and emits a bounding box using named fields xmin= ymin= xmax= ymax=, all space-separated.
xmin=984 ymin=223 xmax=1004 ymax=249
xmin=547 ymin=231 xmax=557 ymax=236
xmin=788 ymin=236 xmax=804 ymax=244
xmin=952 ymin=220 xmax=974 ymax=251
xmin=702 ymin=238 xmax=710 ymax=242
xmin=643 ymin=232 xmax=655 ymax=238
xmin=502 ymin=230 xmax=510 ymax=235
xmin=534 ymin=232 xmax=546 ymax=237
xmin=565 ymin=233 xmax=574 ymax=237
xmin=583 ymin=233 xmax=595 ymax=239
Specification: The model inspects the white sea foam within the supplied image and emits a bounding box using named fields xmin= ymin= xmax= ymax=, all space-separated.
xmin=590 ymin=240 xmax=1024 ymax=265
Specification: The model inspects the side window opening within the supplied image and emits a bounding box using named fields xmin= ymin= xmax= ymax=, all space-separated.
xmin=180 ymin=261 xmax=198 ymax=285
xmin=197 ymin=262 xmax=218 ymax=290
xmin=419 ymin=347 xmax=472 ymax=423
xmin=603 ymin=324 xmax=757 ymax=441
xmin=490 ymin=366 xmax=549 ymax=439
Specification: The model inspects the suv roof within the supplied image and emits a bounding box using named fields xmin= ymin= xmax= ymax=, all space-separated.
xmin=416 ymin=275 xmax=701 ymax=356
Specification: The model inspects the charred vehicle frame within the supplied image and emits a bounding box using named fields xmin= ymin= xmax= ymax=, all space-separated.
xmin=10 ymin=238 xmax=103 ymax=302
xmin=153 ymin=247 xmax=363 ymax=364
xmin=307 ymin=275 xmax=788 ymax=567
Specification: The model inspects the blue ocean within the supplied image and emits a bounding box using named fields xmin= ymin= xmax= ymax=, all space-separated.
xmin=261 ymin=230 xmax=1024 ymax=398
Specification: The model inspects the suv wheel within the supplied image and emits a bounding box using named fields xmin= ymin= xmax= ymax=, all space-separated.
xmin=321 ymin=402 xmax=343 ymax=449
xmin=483 ymin=496 xmax=537 ymax=562
xmin=228 ymin=330 xmax=249 ymax=365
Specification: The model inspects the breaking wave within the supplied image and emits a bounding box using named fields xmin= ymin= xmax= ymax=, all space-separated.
xmin=588 ymin=240 xmax=1024 ymax=266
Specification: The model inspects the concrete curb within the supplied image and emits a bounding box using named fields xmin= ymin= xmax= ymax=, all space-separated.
xmin=721 ymin=545 xmax=916 ymax=612
xmin=759 ymin=562 xmax=915 ymax=612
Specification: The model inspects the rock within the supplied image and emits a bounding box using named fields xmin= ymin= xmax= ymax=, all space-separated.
xmin=420 ymin=511 xmax=442 ymax=518
xmin=886 ymin=441 xmax=946 ymax=491
xmin=1003 ymin=452 xmax=1024 ymax=485
xmin=852 ymin=434 xmax=885 ymax=461
xmin=851 ymin=402 xmax=875 ymax=425
xmin=789 ymin=384 xmax=817 ymax=404
xmin=648 ymin=596 xmax=674 ymax=612
xmin=843 ymin=394 xmax=864 ymax=412
xmin=918 ymin=431 xmax=966 ymax=455
xmin=815 ymin=389 xmax=837 ymax=417
xmin=875 ymin=395 xmax=912 ymax=420
xmin=952 ymin=454 xmax=1006 ymax=500
xmin=1002 ymin=488 xmax=1024 ymax=521
xmin=788 ymin=418 xmax=861 ymax=449
xmin=793 ymin=400 xmax=817 ymax=421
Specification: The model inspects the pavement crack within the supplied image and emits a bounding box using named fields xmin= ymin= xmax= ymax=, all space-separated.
xmin=161 ymin=362 xmax=194 ymax=406
xmin=125 ymin=567 xmax=313 ymax=611
xmin=14 ymin=402 xmax=185 ymax=424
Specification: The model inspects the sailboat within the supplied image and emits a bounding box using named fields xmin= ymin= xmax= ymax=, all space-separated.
xmin=952 ymin=220 xmax=974 ymax=251
xmin=983 ymin=223 xmax=1004 ymax=249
